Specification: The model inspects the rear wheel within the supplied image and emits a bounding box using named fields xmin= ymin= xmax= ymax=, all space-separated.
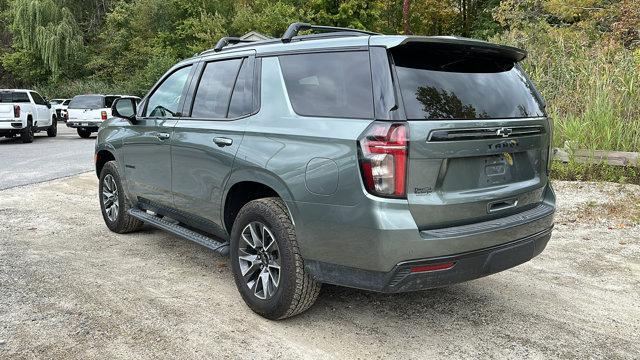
xmin=77 ymin=129 xmax=92 ymax=138
xmin=99 ymin=161 xmax=144 ymax=233
xmin=47 ymin=117 xmax=57 ymax=137
xmin=230 ymin=197 xmax=321 ymax=319
xmin=21 ymin=120 xmax=34 ymax=143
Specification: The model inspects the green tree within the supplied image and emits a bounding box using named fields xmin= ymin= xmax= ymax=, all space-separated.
xmin=10 ymin=0 xmax=84 ymax=78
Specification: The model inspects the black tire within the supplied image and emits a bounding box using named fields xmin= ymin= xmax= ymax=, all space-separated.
xmin=230 ymin=197 xmax=321 ymax=319
xmin=47 ymin=117 xmax=57 ymax=137
xmin=99 ymin=161 xmax=144 ymax=234
xmin=5 ymin=133 xmax=15 ymax=139
xmin=78 ymin=129 xmax=92 ymax=138
xmin=21 ymin=120 xmax=34 ymax=143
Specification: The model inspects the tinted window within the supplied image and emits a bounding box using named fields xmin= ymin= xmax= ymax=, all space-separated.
xmin=63 ymin=100 xmax=71 ymax=105
xmin=279 ymin=51 xmax=374 ymax=119
xmin=227 ymin=58 xmax=254 ymax=118
xmin=31 ymin=92 xmax=47 ymax=105
xmin=392 ymin=48 xmax=544 ymax=120
xmin=191 ymin=59 xmax=242 ymax=118
xmin=105 ymin=96 xmax=120 ymax=108
xmin=0 ymin=92 xmax=30 ymax=103
xmin=146 ymin=66 xmax=192 ymax=117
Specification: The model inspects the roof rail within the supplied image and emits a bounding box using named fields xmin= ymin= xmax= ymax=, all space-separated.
xmin=211 ymin=37 xmax=255 ymax=53
xmin=281 ymin=22 xmax=379 ymax=43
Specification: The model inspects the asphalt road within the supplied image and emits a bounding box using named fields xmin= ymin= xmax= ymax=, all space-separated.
xmin=0 ymin=175 xmax=638 ymax=359
xmin=0 ymin=122 xmax=96 ymax=190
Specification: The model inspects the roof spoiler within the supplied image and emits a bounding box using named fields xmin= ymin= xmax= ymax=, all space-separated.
xmin=391 ymin=36 xmax=527 ymax=62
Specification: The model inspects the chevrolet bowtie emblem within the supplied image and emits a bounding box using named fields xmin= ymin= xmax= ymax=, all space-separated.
xmin=496 ymin=127 xmax=513 ymax=138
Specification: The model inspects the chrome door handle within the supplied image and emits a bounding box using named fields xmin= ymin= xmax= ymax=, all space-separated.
xmin=213 ymin=137 xmax=233 ymax=147
xmin=156 ymin=132 xmax=170 ymax=140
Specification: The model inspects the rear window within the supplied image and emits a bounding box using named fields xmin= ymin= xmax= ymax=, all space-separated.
xmin=69 ymin=95 xmax=104 ymax=109
xmin=0 ymin=92 xmax=30 ymax=103
xmin=279 ymin=51 xmax=374 ymax=119
xmin=392 ymin=45 xmax=545 ymax=120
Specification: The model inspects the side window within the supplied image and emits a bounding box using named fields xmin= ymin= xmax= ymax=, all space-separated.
xmin=191 ymin=58 xmax=242 ymax=119
xmin=279 ymin=51 xmax=374 ymax=119
xmin=31 ymin=92 xmax=47 ymax=105
xmin=145 ymin=66 xmax=192 ymax=118
xmin=105 ymin=96 xmax=119 ymax=108
xmin=228 ymin=58 xmax=254 ymax=118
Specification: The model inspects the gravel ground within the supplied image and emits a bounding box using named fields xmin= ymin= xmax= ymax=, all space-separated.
xmin=0 ymin=174 xmax=639 ymax=359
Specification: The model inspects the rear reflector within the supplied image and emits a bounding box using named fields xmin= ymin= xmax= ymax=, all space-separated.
xmin=101 ymin=111 xmax=108 ymax=120
xmin=410 ymin=262 xmax=455 ymax=273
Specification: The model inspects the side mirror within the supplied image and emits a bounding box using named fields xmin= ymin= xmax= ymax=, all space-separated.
xmin=112 ymin=97 xmax=137 ymax=121
xmin=47 ymin=103 xmax=52 ymax=109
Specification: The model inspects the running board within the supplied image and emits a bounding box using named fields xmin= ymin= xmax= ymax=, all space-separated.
xmin=128 ymin=208 xmax=229 ymax=256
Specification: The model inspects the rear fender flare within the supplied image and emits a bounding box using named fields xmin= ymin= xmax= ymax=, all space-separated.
xmin=222 ymin=167 xmax=299 ymax=226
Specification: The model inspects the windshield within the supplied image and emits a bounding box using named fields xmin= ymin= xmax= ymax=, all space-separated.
xmin=69 ymin=95 xmax=104 ymax=109
xmin=392 ymin=46 xmax=545 ymax=120
xmin=0 ymin=92 xmax=30 ymax=103
xmin=50 ymin=99 xmax=63 ymax=105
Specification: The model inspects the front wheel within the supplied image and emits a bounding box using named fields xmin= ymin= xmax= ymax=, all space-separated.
xmin=47 ymin=117 xmax=57 ymax=137
xmin=230 ymin=198 xmax=321 ymax=320
xmin=77 ymin=129 xmax=92 ymax=138
xmin=99 ymin=161 xmax=144 ymax=233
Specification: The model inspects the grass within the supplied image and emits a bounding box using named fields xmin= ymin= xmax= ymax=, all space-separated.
xmin=495 ymin=25 xmax=640 ymax=153
xmin=551 ymin=161 xmax=640 ymax=184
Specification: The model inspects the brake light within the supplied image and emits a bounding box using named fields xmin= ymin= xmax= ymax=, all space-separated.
xmin=13 ymin=105 xmax=20 ymax=118
xmin=358 ymin=122 xmax=408 ymax=198
xmin=101 ymin=111 xmax=107 ymax=120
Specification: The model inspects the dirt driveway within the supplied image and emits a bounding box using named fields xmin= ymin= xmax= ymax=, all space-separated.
xmin=1 ymin=173 xmax=639 ymax=359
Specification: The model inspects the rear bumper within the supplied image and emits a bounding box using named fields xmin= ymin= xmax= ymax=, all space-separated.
xmin=294 ymin=184 xmax=555 ymax=273
xmin=66 ymin=121 xmax=100 ymax=130
xmin=305 ymin=226 xmax=552 ymax=292
xmin=0 ymin=120 xmax=25 ymax=132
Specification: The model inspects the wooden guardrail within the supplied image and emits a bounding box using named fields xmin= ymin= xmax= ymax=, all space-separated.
xmin=553 ymin=148 xmax=639 ymax=167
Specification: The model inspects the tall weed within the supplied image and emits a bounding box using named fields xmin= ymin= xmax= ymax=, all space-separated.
xmin=494 ymin=24 xmax=640 ymax=152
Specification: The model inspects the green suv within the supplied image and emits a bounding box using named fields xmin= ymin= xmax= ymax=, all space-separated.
xmin=96 ymin=23 xmax=555 ymax=319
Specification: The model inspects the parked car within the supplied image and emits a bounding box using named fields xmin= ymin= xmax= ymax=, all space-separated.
xmin=50 ymin=98 xmax=71 ymax=121
xmin=66 ymin=94 xmax=121 ymax=138
xmin=0 ymin=89 xmax=57 ymax=143
xmin=95 ymin=23 xmax=556 ymax=319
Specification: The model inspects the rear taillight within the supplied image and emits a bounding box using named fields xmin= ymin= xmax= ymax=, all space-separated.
xmin=101 ymin=111 xmax=107 ymax=120
xmin=358 ymin=122 xmax=408 ymax=198
xmin=13 ymin=105 xmax=20 ymax=118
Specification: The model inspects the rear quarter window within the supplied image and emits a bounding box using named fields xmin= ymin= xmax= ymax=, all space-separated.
xmin=392 ymin=45 xmax=545 ymax=120
xmin=279 ymin=51 xmax=374 ymax=119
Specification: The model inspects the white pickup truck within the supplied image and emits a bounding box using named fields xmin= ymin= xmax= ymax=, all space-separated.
xmin=0 ymin=89 xmax=57 ymax=143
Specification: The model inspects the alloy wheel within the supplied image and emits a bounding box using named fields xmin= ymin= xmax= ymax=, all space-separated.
xmin=237 ymin=222 xmax=281 ymax=300
xmin=102 ymin=174 xmax=120 ymax=222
